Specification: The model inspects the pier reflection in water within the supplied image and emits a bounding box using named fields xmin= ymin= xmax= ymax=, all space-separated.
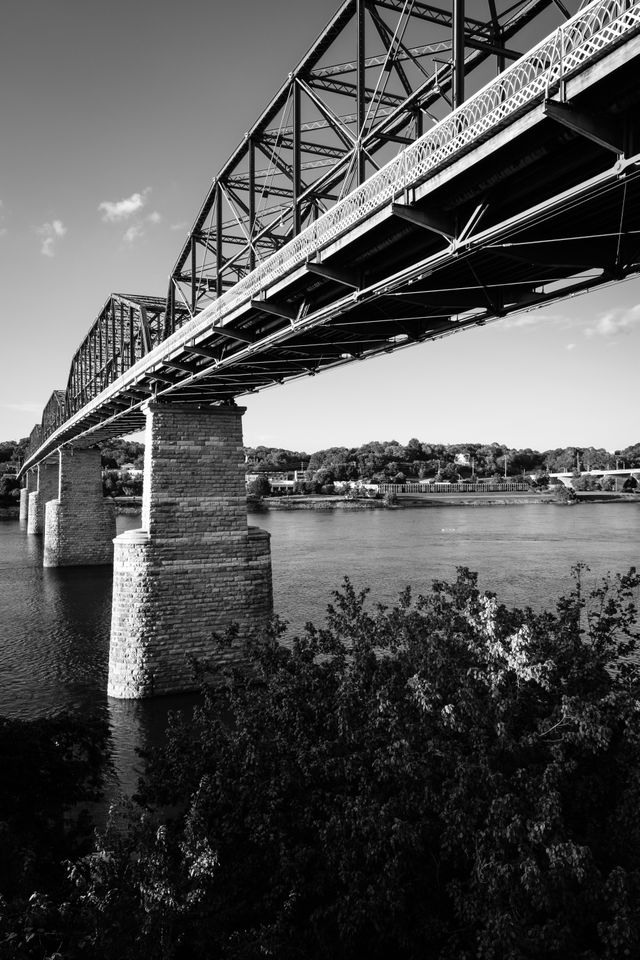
xmin=0 ymin=502 xmax=637 ymax=793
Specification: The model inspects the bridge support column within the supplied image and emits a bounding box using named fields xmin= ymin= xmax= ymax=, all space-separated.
xmin=108 ymin=401 xmax=272 ymax=699
xmin=19 ymin=470 xmax=36 ymax=522
xmin=43 ymin=447 xmax=116 ymax=567
xmin=27 ymin=458 xmax=59 ymax=535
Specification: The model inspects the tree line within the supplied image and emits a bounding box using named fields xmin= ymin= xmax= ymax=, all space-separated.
xmin=247 ymin=440 xmax=640 ymax=485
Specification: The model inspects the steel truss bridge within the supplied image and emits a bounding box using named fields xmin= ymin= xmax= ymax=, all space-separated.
xmin=20 ymin=0 xmax=640 ymax=474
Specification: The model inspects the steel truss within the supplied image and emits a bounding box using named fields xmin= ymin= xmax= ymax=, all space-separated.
xmin=24 ymin=0 xmax=640 ymax=467
xmin=167 ymin=0 xmax=573 ymax=320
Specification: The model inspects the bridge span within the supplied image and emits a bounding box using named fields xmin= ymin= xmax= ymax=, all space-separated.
xmin=16 ymin=0 xmax=640 ymax=697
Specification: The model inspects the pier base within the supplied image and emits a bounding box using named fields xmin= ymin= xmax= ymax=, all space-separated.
xmin=43 ymin=447 xmax=116 ymax=567
xmin=19 ymin=470 xmax=35 ymax=521
xmin=108 ymin=402 xmax=272 ymax=699
xmin=27 ymin=459 xmax=59 ymax=536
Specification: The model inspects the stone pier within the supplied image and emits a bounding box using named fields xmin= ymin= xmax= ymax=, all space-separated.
xmin=19 ymin=470 xmax=36 ymax=521
xmin=108 ymin=401 xmax=272 ymax=699
xmin=43 ymin=446 xmax=116 ymax=567
xmin=27 ymin=458 xmax=59 ymax=535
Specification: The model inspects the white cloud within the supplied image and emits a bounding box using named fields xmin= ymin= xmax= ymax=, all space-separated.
xmin=123 ymin=223 xmax=145 ymax=245
xmin=99 ymin=188 xmax=150 ymax=222
xmin=147 ymin=210 xmax=162 ymax=225
xmin=36 ymin=219 xmax=67 ymax=257
xmin=566 ymin=343 xmax=576 ymax=351
xmin=502 ymin=310 xmax=565 ymax=330
xmin=170 ymin=221 xmax=188 ymax=231
xmin=584 ymin=304 xmax=640 ymax=339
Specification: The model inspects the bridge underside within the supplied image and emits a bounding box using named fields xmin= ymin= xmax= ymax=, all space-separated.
xmin=20 ymin=3 xmax=640 ymax=474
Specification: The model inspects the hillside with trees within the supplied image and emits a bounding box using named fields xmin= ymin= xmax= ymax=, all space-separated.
xmin=246 ymin=440 xmax=640 ymax=487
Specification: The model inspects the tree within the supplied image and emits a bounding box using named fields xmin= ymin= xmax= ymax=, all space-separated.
xmin=40 ymin=567 xmax=638 ymax=959
xmin=435 ymin=462 xmax=459 ymax=483
xmin=0 ymin=714 xmax=109 ymax=952
xmin=247 ymin=474 xmax=271 ymax=498
xmin=0 ymin=475 xmax=20 ymax=498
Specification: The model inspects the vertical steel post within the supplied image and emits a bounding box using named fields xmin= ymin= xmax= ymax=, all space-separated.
xmin=249 ymin=137 xmax=256 ymax=271
xmin=129 ymin=306 xmax=135 ymax=365
xmin=168 ymin=280 xmax=176 ymax=335
xmin=111 ymin=304 xmax=116 ymax=384
xmin=190 ymin=237 xmax=197 ymax=314
xmin=293 ymin=78 xmax=301 ymax=235
xmin=119 ymin=302 xmax=125 ymax=376
xmin=453 ymin=0 xmax=465 ymax=109
xmin=356 ymin=0 xmax=366 ymax=185
xmin=215 ymin=181 xmax=223 ymax=298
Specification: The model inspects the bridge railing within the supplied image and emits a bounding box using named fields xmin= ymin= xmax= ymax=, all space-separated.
xmin=194 ymin=0 xmax=639 ymax=330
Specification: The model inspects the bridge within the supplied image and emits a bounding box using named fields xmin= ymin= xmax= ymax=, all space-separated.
xmin=549 ymin=467 xmax=640 ymax=486
xmin=16 ymin=0 xmax=640 ymax=698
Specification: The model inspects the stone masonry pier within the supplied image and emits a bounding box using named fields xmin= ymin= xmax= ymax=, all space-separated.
xmin=19 ymin=470 xmax=36 ymax=522
xmin=27 ymin=458 xmax=59 ymax=535
xmin=43 ymin=446 xmax=116 ymax=567
xmin=108 ymin=401 xmax=272 ymax=699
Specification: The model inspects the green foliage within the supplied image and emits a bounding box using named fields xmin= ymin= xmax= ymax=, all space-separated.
xmin=48 ymin=566 xmax=640 ymax=959
xmin=435 ymin=462 xmax=460 ymax=483
xmin=555 ymin=484 xmax=578 ymax=502
xmin=0 ymin=475 xmax=20 ymax=498
xmin=4 ymin=570 xmax=640 ymax=958
xmin=102 ymin=468 xmax=143 ymax=498
xmin=0 ymin=713 xmax=110 ymax=954
xmin=99 ymin=440 xmax=144 ymax=470
xmin=246 ymin=474 xmax=271 ymax=498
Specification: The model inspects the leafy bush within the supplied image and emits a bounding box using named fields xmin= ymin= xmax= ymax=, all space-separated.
xmin=4 ymin=568 xmax=640 ymax=959
xmin=246 ymin=475 xmax=271 ymax=499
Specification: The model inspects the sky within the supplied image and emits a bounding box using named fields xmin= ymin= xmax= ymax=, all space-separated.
xmin=1 ymin=0 xmax=638 ymax=455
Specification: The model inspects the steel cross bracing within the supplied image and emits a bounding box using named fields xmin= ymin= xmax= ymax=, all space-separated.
xmin=20 ymin=0 xmax=640 ymax=469
xmin=170 ymin=0 xmax=564 ymax=317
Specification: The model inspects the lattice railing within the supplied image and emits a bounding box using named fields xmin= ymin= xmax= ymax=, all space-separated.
xmin=191 ymin=0 xmax=640 ymax=333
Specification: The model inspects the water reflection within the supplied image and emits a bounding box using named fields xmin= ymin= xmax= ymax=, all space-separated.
xmin=1 ymin=503 xmax=638 ymax=795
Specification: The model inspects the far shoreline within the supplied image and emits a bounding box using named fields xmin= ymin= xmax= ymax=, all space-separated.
xmin=1 ymin=491 xmax=638 ymax=524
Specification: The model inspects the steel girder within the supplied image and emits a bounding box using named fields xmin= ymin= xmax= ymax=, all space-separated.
xmin=167 ymin=0 xmax=574 ymax=322
xmin=23 ymin=0 xmax=622 ymax=467
xmin=64 ymin=294 xmax=191 ymax=422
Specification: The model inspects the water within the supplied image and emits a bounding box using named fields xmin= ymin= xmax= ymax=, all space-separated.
xmin=0 ymin=503 xmax=638 ymax=792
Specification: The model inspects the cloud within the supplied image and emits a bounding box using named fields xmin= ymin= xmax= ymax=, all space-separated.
xmin=584 ymin=304 xmax=640 ymax=339
xmin=99 ymin=188 xmax=150 ymax=222
xmin=121 ymin=210 xmax=162 ymax=246
xmin=566 ymin=343 xmax=576 ymax=351
xmin=123 ymin=223 xmax=145 ymax=245
xmin=36 ymin=219 xmax=67 ymax=257
xmin=170 ymin=221 xmax=188 ymax=231
xmin=502 ymin=310 xmax=565 ymax=330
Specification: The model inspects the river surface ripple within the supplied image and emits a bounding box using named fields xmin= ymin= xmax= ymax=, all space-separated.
xmin=0 ymin=502 xmax=637 ymax=792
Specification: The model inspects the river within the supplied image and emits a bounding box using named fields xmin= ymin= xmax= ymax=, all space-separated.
xmin=0 ymin=502 xmax=637 ymax=792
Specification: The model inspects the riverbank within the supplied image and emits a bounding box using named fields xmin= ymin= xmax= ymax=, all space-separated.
xmin=3 ymin=491 xmax=637 ymax=523
xmin=253 ymin=491 xmax=640 ymax=510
